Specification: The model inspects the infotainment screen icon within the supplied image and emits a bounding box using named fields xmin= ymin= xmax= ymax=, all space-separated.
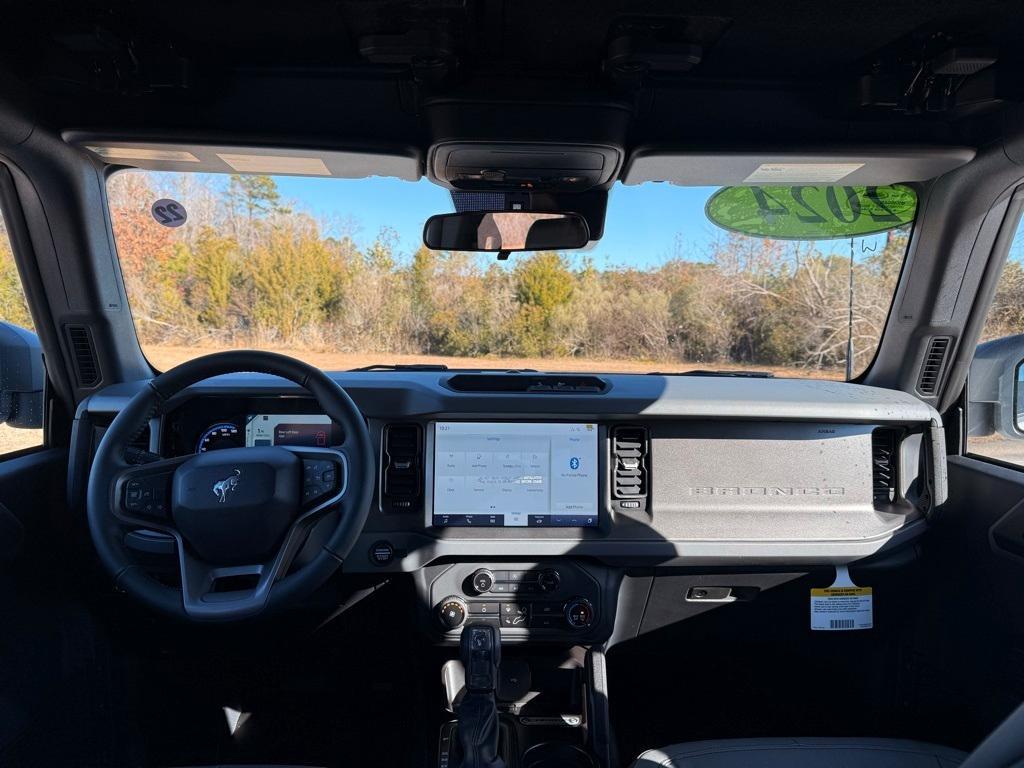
xmin=430 ymin=422 xmax=599 ymax=528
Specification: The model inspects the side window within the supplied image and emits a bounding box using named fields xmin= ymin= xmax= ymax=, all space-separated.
xmin=0 ymin=209 xmax=44 ymax=456
xmin=968 ymin=216 xmax=1024 ymax=466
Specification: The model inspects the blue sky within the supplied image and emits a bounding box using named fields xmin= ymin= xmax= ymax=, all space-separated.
xmin=272 ymin=176 xmax=896 ymax=267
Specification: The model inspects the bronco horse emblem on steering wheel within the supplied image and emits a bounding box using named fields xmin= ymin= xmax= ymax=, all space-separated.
xmin=212 ymin=469 xmax=242 ymax=503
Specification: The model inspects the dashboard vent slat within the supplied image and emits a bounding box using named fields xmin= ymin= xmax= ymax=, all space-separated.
xmin=381 ymin=423 xmax=423 ymax=513
xmin=917 ymin=336 xmax=951 ymax=396
xmin=872 ymin=428 xmax=899 ymax=505
xmin=612 ymin=425 xmax=649 ymax=511
xmin=66 ymin=325 xmax=100 ymax=387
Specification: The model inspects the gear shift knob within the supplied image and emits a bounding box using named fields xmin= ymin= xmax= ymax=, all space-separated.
xmin=460 ymin=622 xmax=501 ymax=693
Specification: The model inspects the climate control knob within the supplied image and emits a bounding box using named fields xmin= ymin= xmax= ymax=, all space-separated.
xmin=537 ymin=569 xmax=561 ymax=593
xmin=438 ymin=596 xmax=468 ymax=630
xmin=564 ymin=597 xmax=595 ymax=630
xmin=470 ymin=568 xmax=495 ymax=594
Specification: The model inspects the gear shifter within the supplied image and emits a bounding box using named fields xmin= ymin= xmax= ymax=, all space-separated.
xmin=454 ymin=623 xmax=505 ymax=768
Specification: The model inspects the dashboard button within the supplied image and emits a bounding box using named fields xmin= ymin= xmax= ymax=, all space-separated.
xmin=530 ymin=614 xmax=567 ymax=630
xmin=500 ymin=603 xmax=529 ymax=627
xmin=533 ymin=602 xmax=560 ymax=616
xmin=369 ymin=540 xmax=394 ymax=566
xmin=469 ymin=602 xmax=499 ymax=616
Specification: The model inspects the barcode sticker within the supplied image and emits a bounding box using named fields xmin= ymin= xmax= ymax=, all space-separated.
xmin=810 ymin=566 xmax=873 ymax=631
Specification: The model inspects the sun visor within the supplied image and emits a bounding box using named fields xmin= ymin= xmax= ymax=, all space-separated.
xmin=622 ymin=147 xmax=975 ymax=186
xmin=62 ymin=134 xmax=422 ymax=181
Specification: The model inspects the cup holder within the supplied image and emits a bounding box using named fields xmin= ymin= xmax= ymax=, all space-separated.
xmin=522 ymin=742 xmax=594 ymax=768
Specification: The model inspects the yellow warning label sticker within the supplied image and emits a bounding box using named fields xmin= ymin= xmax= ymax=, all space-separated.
xmin=810 ymin=566 xmax=873 ymax=631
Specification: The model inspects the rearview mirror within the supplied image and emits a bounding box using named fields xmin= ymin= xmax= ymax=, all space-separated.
xmin=968 ymin=333 xmax=1024 ymax=440
xmin=0 ymin=321 xmax=44 ymax=430
xmin=423 ymin=211 xmax=590 ymax=253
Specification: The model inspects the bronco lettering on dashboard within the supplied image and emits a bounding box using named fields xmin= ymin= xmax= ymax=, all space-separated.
xmin=686 ymin=486 xmax=846 ymax=496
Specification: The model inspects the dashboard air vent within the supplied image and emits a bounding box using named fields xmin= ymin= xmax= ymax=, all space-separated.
xmin=612 ymin=425 xmax=649 ymax=512
xmin=381 ymin=423 xmax=423 ymax=513
xmin=445 ymin=373 xmax=608 ymax=394
xmin=66 ymin=325 xmax=100 ymax=387
xmin=872 ymin=428 xmax=899 ymax=505
xmin=917 ymin=336 xmax=951 ymax=396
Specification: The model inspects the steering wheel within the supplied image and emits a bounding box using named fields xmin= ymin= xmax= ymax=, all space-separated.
xmin=86 ymin=351 xmax=374 ymax=622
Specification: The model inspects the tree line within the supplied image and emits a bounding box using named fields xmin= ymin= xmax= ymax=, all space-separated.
xmin=2 ymin=171 xmax=1021 ymax=374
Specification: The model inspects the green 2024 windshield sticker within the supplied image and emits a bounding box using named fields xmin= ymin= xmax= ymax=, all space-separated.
xmin=705 ymin=184 xmax=917 ymax=240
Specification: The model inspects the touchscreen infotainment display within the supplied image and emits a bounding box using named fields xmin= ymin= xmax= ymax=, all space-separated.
xmin=431 ymin=422 xmax=598 ymax=527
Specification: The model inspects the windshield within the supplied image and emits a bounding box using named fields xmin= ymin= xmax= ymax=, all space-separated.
xmin=108 ymin=171 xmax=912 ymax=378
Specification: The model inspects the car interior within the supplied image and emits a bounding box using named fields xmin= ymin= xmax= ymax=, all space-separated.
xmin=4 ymin=2 xmax=1024 ymax=767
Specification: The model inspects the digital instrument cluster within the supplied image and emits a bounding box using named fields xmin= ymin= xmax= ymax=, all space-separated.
xmin=162 ymin=396 xmax=340 ymax=457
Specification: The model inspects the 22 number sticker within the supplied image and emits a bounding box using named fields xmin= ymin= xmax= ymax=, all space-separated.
xmin=151 ymin=198 xmax=188 ymax=228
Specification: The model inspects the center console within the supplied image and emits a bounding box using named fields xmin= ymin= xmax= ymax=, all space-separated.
xmin=422 ymin=561 xmax=614 ymax=644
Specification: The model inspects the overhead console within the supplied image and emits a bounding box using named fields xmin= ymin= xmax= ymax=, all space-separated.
xmin=429 ymin=141 xmax=621 ymax=192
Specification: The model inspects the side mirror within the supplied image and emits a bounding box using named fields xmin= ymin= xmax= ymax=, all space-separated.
xmin=0 ymin=321 xmax=44 ymax=429
xmin=968 ymin=333 xmax=1024 ymax=440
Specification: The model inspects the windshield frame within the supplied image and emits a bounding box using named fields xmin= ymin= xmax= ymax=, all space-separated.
xmin=103 ymin=167 xmax=919 ymax=381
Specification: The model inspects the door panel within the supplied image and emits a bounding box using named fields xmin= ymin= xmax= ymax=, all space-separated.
xmin=922 ymin=456 xmax=1024 ymax=739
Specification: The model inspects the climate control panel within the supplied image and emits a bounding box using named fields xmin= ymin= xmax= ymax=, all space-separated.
xmin=424 ymin=561 xmax=609 ymax=643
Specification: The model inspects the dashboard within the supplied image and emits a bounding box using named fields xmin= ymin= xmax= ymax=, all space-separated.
xmin=70 ymin=370 xmax=946 ymax=641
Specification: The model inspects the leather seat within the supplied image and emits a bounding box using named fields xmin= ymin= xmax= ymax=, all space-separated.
xmin=632 ymin=738 xmax=967 ymax=768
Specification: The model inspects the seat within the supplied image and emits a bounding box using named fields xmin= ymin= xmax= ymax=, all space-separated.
xmin=631 ymin=701 xmax=1024 ymax=768
xmin=632 ymin=738 xmax=967 ymax=768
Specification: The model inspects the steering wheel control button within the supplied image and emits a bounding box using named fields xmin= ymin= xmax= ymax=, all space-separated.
xmin=369 ymin=540 xmax=394 ymax=566
xmin=470 ymin=568 xmax=495 ymax=594
xmin=438 ymin=597 xmax=468 ymax=631
xmin=302 ymin=458 xmax=338 ymax=503
xmin=123 ymin=473 xmax=173 ymax=518
xmin=565 ymin=598 xmax=595 ymax=630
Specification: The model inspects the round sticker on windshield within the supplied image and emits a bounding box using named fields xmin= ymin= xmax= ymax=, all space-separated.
xmin=705 ymin=184 xmax=916 ymax=240
xmin=151 ymin=198 xmax=187 ymax=228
